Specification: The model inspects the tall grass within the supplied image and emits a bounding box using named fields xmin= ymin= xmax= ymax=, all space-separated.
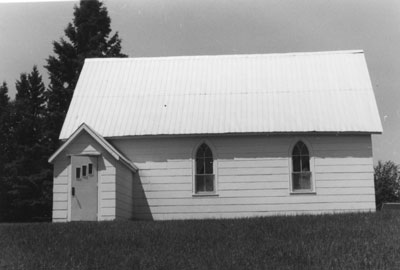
xmin=1 ymin=212 xmax=400 ymax=269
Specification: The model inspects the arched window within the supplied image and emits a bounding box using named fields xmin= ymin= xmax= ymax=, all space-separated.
xmin=195 ymin=143 xmax=215 ymax=193
xmin=292 ymin=141 xmax=312 ymax=191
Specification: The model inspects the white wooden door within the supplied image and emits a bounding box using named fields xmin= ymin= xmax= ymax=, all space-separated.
xmin=71 ymin=156 xmax=98 ymax=221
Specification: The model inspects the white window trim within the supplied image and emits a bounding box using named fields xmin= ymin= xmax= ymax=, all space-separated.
xmin=288 ymin=138 xmax=316 ymax=195
xmin=192 ymin=139 xmax=219 ymax=196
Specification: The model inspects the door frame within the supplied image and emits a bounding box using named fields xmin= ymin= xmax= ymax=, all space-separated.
xmin=67 ymin=154 xmax=101 ymax=221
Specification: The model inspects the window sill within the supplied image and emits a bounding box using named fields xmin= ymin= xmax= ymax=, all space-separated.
xmin=192 ymin=193 xmax=219 ymax=197
xmin=290 ymin=191 xmax=317 ymax=195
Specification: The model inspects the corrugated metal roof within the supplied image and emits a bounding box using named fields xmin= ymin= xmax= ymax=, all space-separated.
xmin=60 ymin=50 xmax=382 ymax=139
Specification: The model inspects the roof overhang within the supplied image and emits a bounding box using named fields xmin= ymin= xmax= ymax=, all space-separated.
xmin=104 ymin=130 xmax=382 ymax=140
xmin=48 ymin=123 xmax=138 ymax=172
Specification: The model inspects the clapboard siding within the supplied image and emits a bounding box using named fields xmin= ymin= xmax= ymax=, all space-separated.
xmin=139 ymin=168 xmax=192 ymax=177
xmin=219 ymin=167 xmax=288 ymax=176
xmin=315 ymin=165 xmax=373 ymax=173
xmin=102 ymin=191 xmax=116 ymax=199
xmin=134 ymin=201 xmax=374 ymax=214
xmin=316 ymin=180 xmax=373 ymax=188
xmin=101 ymin=199 xmax=116 ymax=208
xmin=219 ymin=174 xmax=290 ymax=183
xmin=112 ymin=134 xmax=375 ymax=220
xmin=99 ymin=160 xmax=117 ymax=221
xmin=115 ymin=162 xmax=134 ymax=219
xmin=52 ymin=156 xmax=70 ymax=222
xmin=219 ymin=182 xmax=288 ymax=190
xmin=317 ymin=187 xmax=375 ymax=195
xmin=53 ymin=201 xmax=68 ymax=210
xmin=218 ymin=159 xmax=287 ymax=168
xmin=316 ymin=172 xmax=373 ymax=180
xmin=53 ymin=184 xmax=68 ymax=193
xmin=53 ymin=193 xmax=68 ymax=201
xmin=315 ymin=157 xmax=373 ymax=166
xmin=134 ymin=194 xmax=375 ymax=206
xmin=52 ymin=210 xmax=67 ymax=219
xmin=54 ymin=175 xmax=68 ymax=185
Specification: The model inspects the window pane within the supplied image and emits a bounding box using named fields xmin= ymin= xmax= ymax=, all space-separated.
xmin=196 ymin=143 xmax=213 ymax=175
xmin=195 ymin=143 xmax=215 ymax=193
xmin=195 ymin=175 xmax=205 ymax=192
xmin=76 ymin=167 xmax=81 ymax=179
xmin=292 ymin=173 xmax=300 ymax=190
xmin=196 ymin=143 xmax=213 ymax=158
xmin=195 ymin=174 xmax=215 ymax=193
xmin=205 ymin=175 xmax=214 ymax=192
xmin=82 ymin=165 xmax=87 ymax=177
xmin=301 ymin=156 xmax=310 ymax=172
xmin=292 ymin=155 xmax=301 ymax=172
xmin=88 ymin=163 xmax=93 ymax=175
xmin=204 ymin=146 xmax=213 ymax=158
xmin=196 ymin=144 xmax=206 ymax=158
xmin=292 ymin=172 xmax=312 ymax=190
xmin=300 ymin=142 xmax=309 ymax=156
xmin=293 ymin=141 xmax=310 ymax=156
xmin=205 ymin=158 xmax=213 ymax=174
xmin=196 ymin=158 xmax=205 ymax=174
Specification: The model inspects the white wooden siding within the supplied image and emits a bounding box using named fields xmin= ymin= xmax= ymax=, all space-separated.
xmin=98 ymin=156 xmax=117 ymax=221
xmin=112 ymin=134 xmax=375 ymax=220
xmin=52 ymin=132 xmax=119 ymax=222
xmin=115 ymin=162 xmax=134 ymax=219
xmin=52 ymin=157 xmax=69 ymax=222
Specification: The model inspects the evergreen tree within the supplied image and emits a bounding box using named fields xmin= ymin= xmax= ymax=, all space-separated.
xmin=0 ymin=82 xmax=12 ymax=221
xmin=45 ymin=0 xmax=126 ymax=150
xmin=0 ymin=82 xmax=9 ymax=112
xmin=4 ymin=67 xmax=52 ymax=221
xmin=15 ymin=67 xmax=46 ymax=146
xmin=0 ymin=82 xmax=10 ymax=172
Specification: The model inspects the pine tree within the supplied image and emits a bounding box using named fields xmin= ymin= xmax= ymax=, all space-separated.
xmin=45 ymin=0 xmax=126 ymax=150
xmin=5 ymin=67 xmax=52 ymax=221
xmin=0 ymin=82 xmax=9 ymax=112
xmin=0 ymin=82 xmax=10 ymax=171
xmin=15 ymin=67 xmax=46 ymax=147
xmin=0 ymin=82 xmax=12 ymax=221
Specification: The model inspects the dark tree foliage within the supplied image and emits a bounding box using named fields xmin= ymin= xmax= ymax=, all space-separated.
xmin=0 ymin=82 xmax=12 ymax=221
xmin=374 ymin=160 xmax=400 ymax=210
xmin=2 ymin=67 xmax=53 ymax=221
xmin=0 ymin=81 xmax=9 ymax=111
xmin=0 ymin=0 xmax=125 ymax=222
xmin=0 ymin=83 xmax=10 ymax=155
xmin=0 ymin=82 xmax=10 ymax=165
xmin=45 ymin=0 xmax=126 ymax=151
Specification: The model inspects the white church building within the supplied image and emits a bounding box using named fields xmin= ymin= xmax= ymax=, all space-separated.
xmin=49 ymin=50 xmax=382 ymax=222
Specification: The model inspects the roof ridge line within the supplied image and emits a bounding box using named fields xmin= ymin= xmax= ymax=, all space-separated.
xmin=84 ymin=50 xmax=365 ymax=63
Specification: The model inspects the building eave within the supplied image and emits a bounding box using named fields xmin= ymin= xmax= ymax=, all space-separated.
xmin=48 ymin=123 xmax=138 ymax=172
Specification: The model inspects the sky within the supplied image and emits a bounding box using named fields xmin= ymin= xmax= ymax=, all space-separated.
xmin=0 ymin=0 xmax=399 ymax=164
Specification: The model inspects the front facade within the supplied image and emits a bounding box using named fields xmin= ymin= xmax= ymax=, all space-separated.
xmin=49 ymin=50 xmax=382 ymax=222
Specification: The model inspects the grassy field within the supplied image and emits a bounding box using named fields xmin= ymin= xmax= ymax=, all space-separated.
xmin=1 ymin=212 xmax=400 ymax=270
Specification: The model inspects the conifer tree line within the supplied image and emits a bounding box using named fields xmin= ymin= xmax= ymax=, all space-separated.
xmin=0 ymin=0 xmax=126 ymax=222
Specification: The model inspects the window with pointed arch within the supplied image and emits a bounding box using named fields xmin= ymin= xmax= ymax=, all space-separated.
xmin=291 ymin=141 xmax=313 ymax=192
xmin=194 ymin=143 xmax=215 ymax=193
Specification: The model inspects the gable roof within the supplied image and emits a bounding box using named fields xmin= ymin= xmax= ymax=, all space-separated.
xmin=59 ymin=50 xmax=382 ymax=139
xmin=49 ymin=123 xmax=138 ymax=172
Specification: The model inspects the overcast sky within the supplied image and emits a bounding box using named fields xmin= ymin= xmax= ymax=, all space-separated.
xmin=0 ymin=0 xmax=399 ymax=164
